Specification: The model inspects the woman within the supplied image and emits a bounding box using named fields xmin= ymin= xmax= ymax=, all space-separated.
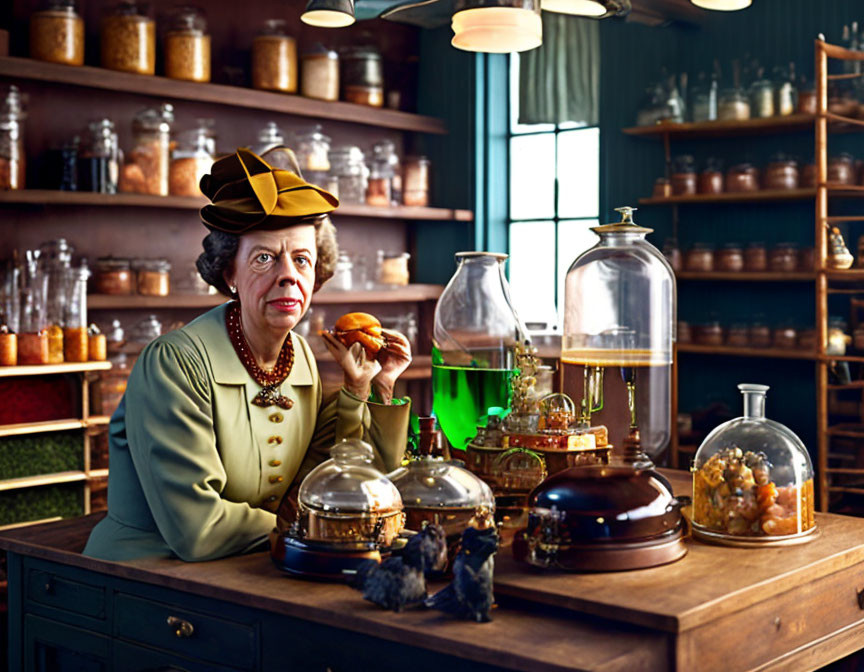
xmin=84 ymin=149 xmax=412 ymax=562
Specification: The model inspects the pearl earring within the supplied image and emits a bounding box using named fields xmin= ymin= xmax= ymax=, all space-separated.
xmin=230 ymin=285 xmax=237 ymax=294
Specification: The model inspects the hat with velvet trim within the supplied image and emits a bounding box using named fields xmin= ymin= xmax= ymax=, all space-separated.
xmin=199 ymin=148 xmax=339 ymax=233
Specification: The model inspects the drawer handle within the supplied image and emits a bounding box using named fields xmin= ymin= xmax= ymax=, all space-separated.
xmin=166 ymin=616 xmax=195 ymax=638
xmin=43 ymin=578 xmax=55 ymax=595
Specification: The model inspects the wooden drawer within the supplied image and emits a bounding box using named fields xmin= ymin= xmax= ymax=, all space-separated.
xmin=114 ymin=593 xmax=258 ymax=671
xmin=27 ymin=567 xmax=106 ymax=620
xmin=114 ymin=640 xmax=246 ymax=672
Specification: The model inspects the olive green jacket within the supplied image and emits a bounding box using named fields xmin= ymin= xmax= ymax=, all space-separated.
xmin=83 ymin=303 xmax=410 ymax=562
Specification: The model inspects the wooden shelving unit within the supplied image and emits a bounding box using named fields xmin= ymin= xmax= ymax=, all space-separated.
xmin=677 ymin=343 xmax=816 ymax=360
xmin=0 ymin=361 xmax=111 ymax=377
xmin=0 ymin=190 xmax=473 ymax=222
xmin=676 ymin=271 xmax=815 ymax=282
xmin=640 ymin=187 xmax=864 ymax=206
xmin=623 ymin=112 xmax=864 ymax=140
xmin=0 ymin=56 xmax=447 ymax=135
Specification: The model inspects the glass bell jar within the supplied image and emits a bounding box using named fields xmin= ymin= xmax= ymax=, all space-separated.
xmin=433 ymin=252 xmax=527 ymax=451
xmin=692 ymin=384 xmax=816 ymax=547
xmin=562 ymin=206 xmax=675 ymax=468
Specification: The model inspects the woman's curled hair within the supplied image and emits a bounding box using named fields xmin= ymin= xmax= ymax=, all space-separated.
xmin=196 ymin=216 xmax=339 ymax=298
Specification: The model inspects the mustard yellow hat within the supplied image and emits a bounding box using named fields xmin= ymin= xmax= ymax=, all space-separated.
xmin=199 ymin=148 xmax=339 ymax=234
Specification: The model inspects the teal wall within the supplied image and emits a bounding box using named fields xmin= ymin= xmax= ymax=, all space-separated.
xmin=600 ymin=0 xmax=864 ymax=454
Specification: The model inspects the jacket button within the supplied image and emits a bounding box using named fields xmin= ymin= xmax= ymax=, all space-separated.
xmin=268 ymin=436 xmax=283 ymax=445
xmin=269 ymin=475 xmax=283 ymax=484
xmin=269 ymin=413 xmax=284 ymax=423
xmin=269 ymin=459 xmax=282 ymax=467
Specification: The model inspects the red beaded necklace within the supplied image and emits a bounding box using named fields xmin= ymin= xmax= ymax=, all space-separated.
xmin=225 ymin=301 xmax=295 ymax=409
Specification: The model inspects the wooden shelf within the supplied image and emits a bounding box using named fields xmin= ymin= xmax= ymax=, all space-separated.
xmin=0 ymin=517 xmax=62 ymax=532
xmin=826 ymin=270 xmax=864 ymax=282
xmin=827 ymin=425 xmax=864 ymax=439
xmin=0 ymin=57 xmax=447 ymax=135
xmin=676 ymin=271 xmax=815 ymax=282
xmin=0 ymin=361 xmax=111 ymax=378
xmin=0 ymin=471 xmax=87 ymax=493
xmin=623 ymin=114 xmax=818 ymax=139
xmin=676 ymin=343 xmax=817 ymax=360
xmin=0 ymin=190 xmax=473 ymax=221
xmin=0 ymin=416 xmax=110 ymax=439
xmin=87 ymin=469 xmax=109 ymax=479
xmin=641 ymin=189 xmax=815 ymax=205
xmin=87 ymin=285 xmax=444 ymax=310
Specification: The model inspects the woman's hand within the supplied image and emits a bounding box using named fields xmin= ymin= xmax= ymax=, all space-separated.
xmin=372 ymin=329 xmax=412 ymax=404
xmin=320 ymin=330 xmax=381 ymax=399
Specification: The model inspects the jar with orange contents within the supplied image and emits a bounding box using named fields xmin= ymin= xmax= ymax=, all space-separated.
xmin=63 ymin=265 xmax=89 ymax=363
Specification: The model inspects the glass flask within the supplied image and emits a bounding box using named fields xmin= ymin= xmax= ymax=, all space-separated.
xmin=433 ymin=252 xmax=526 ymax=451
xmin=692 ymin=384 xmax=816 ymax=546
xmin=38 ymin=238 xmax=73 ymax=364
xmin=298 ymin=439 xmax=404 ymax=547
xmin=561 ymin=206 xmax=675 ymax=468
xmin=17 ymin=251 xmax=49 ymax=365
xmin=63 ymin=264 xmax=89 ymax=363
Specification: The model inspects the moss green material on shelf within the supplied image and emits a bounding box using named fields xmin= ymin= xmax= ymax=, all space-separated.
xmin=0 ymin=431 xmax=83 ymax=480
xmin=0 ymin=483 xmax=84 ymax=526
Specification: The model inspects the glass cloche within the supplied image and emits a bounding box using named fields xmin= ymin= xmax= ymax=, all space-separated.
xmin=692 ymin=384 xmax=816 ymax=546
xmin=432 ymin=252 xmax=527 ymax=451
xmin=561 ymin=206 xmax=675 ymax=468
xmin=297 ymin=438 xmax=405 ymax=547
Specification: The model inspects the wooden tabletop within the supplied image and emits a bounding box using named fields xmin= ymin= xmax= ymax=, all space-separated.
xmin=4 ymin=468 xmax=864 ymax=672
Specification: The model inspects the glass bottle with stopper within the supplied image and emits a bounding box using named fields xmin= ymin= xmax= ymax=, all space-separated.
xmin=561 ymin=206 xmax=675 ymax=468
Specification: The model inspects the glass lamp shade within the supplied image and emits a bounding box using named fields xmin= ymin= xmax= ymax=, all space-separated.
xmin=301 ymin=0 xmax=355 ymax=27
xmin=451 ymin=3 xmax=542 ymax=53
xmin=541 ymin=0 xmax=630 ymax=17
xmin=690 ymin=0 xmax=751 ymax=10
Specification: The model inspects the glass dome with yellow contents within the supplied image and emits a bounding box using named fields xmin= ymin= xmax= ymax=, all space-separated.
xmin=692 ymin=384 xmax=816 ymax=546
xmin=561 ymin=207 xmax=675 ymax=468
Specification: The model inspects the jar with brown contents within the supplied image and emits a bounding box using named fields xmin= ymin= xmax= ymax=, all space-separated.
xmin=715 ymin=244 xmax=744 ymax=272
xmin=252 ymin=20 xmax=297 ymax=93
xmin=671 ymin=155 xmax=697 ymax=196
xmin=828 ymin=153 xmax=855 ymax=186
xmin=726 ymin=324 xmax=749 ymax=347
xmin=684 ymin=243 xmax=714 ymax=272
xmin=169 ymin=119 xmax=214 ymax=197
xmin=122 ymin=103 xmax=173 ymax=196
xmin=17 ymin=331 xmax=49 ymax=365
xmin=301 ymin=45 xmax=339 ymax=102
xmin=699 ymin=159 xmax=724 ymax=195
xmin=694 ymin=322 xmax=724 ymax=346
xmin=662 ymin=239 xmax=682 ymax=272
xmin=164 ymin=6 xmax=210 ymax=83
xmin=63 ymin=265 xmax=90 ymax=363
xmin=101 ymin=0 xmax=155 ymax=75
xmin=798 ymin=78 xmax=817 ymax=115
xmin=799 ymin=247 xmax=815 ymax=272
xmin=30 ymin=0 xmax=84 ymax=66
xmin=798 ymin=328 xmax=816 ymax=351
xmin=726 ymin=164 xmax=759 ymax=193
xmin=403 ymin=156 xmax=430 ymax=207
xmin=134 ymin=258 xmax=171 ymax=296
xmin=0 ymin=327 xmax=16 ymax=366
xmin=93 ymin=257 xmax=133 ymax=295
xmin=773 ymin=326 xmax=798 ymax=350
xmin=800 ymin=162 xmax=816 ymax=188
xmin=341 ymin=46 xmax=384 ymax=107
xmin=749 ymin=323 xmax=771 ymax=348
xmin=88 ymin=324 xmax=107 ymax=361
xmin=762 ymin=155 xmax=799 ymax=191
xmin=744 ymin=242 xmax=767 ymax=272
xmin=769 ymin=243 xmax=799 ymax=273
xmin=677 ymin=321 xmax=692 ymax=344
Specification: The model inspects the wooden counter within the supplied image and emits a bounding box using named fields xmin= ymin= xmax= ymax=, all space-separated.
xmin=3 ymin=469 xmax=864 ymax=672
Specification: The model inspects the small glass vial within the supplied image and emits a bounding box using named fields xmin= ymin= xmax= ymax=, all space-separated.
xmin=341 ymin=46 xmax=384 ymax=107
xmin=0 ymin=86 xmax=26 ymax=191
xmin=329 ymin=146 xmax=367 ymax=205
xmin=403 ymin=156 xmax=430 ymax=207
xmin=78 ymin=119 xmax=120 ymax=194
xmin=101 ymin=0 xmax=155 ymax=75
xmin=372 ymin=140 xmax=402 ymax=205
xmin=123 ymin=103 xmax=174 ymax=196
xmin=63 ymin=265 xmax=90 ymax=363
xmin=301 ymin=44 xmax=339 ymax=102
xmin=164 ymin=5 xmax=210 ymax=83
xmin=134 ymin=259 xmax=171 ymax=296
xmin=252 ymin=20 xmax=297 ymax=93
xmin=30 ymin=0 xmax=85 ymax=66
xmin=169 ymin=118 xmax=214 ymax=197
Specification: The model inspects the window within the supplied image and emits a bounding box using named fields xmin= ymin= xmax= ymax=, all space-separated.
xmin=507 ymin=53 xmax=600 ymax=330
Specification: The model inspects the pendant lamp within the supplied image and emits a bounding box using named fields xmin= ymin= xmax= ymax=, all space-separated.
xmin=690 ymin=0 xmax=751 ymax=10
xmin=541 ymin=0 xmax=630 ymax=18
xmin=301 ymin=0 xmax=356 ymax=27
xmin=451 ymin=0 xmax=542 ymax=53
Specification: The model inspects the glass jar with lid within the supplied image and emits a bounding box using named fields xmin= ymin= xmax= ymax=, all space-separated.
xmin=828 ymin=153 xmax=855 ymax=186
xmin=684 ymin=242 xmax=714 ymax=272
xmin=694 ymin=320 xmax=723 ymax=346
xmin=133 ymin=258 xmax=171 ymax=296
xmin=78 ymin=119 xmax=120 ymax=194
xmin=329 ymin=145 xmax=366 ymax=204
xmin=164 ymin=5 xmax=210 ymax=83
xmin=744 ymin=242 xmax=768 ymax=272
xmin=101 ymin=0 xmax=155 ymax=75
xmin=38 ymin=238 xmax=73 ymax=364
xmin=0 ymin=86 xmax=26 ymax=190
xmin=726 ymin=323 xmax=749 ymax=347
xmin=372 ymin=140 xmax=401 ymax=205
xmin=718 ymin=87 xmax=751 ymax=121
xmin=326 ymin=252 xmax=353 ymax=291
xmin=671 ymin=155 xmax=697 ymax=196
xmin=797 ymin=76 xmax=817 ymax=115
xmin=252 ymin=121 xmax=286 ymax=157
xmin=252 ymin=19 xmax=297 ymax=93
xmin=769 ymin=243 xmax=799 ymax=272
xmin=699 ymin=158 xmax=724 ymax=195
xmin=403 ymin=156 xmax=430 ymax=206
xmin=17 ymin=254 xmax=49 ymax=365
xmin=774 ymin=64 xmax=797 ymax=117
xmin=30 ymin=0 xmax=84 ymax=66
xmin=773 ymin=325 xmax=798 ymax=350
xmin=692 ymin=384 xmax=816 ymax=545
xmin=662 ymin=238 xmax=682 ymax=272
xmin=128 ymin=314 xmax=162 ymax=352
xmin=690 ymin=72 xmax=718 ymax=122
xmin=561 ymin=207 xmax=675 ymax=468
xmin=725 ymin=163 xmax=759 ymax=193
xmin=763 ymin=154 xmax=799 ymax=191
xmin=366 ymin=156 xmax=393 ymax=207
xmin=123 ymin=103 xmax=173 ymax=196
xmin=63 ymin=264 xmax=89 ymax=363
xmin=341 ymin=46 xmax=384 ymax=107
xmin=301 ymin=44 xmax=339 ymax=102
xmin=377 ymin=251 xmax=410 ymax=285
xmin=749 ymin=68 xmax=774 ymax=118
xmin=93 ymin=257 xmax=133 ymax=295
xmin=433 ymin=252 xmax=525 ymax=451
xmin=169 ymin=119 xmax=214 ymax=197
xmin=294 ymin=126 xmax=331 ymax=173
xmin=715 ymin=243 xmax=744 ymax=272
xmin=749 ymin=320 xmax=771 ymax=348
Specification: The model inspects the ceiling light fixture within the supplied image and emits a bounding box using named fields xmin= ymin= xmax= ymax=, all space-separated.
xmin=301 ymin=0 xmax=356 ymax=27
xmin=451 ymin=0 xmax=542 ymax=53
xmin=690 ymin=0 xmax=751 ymax=11
xmin=541 ymin=0 xmax=631 ymax=18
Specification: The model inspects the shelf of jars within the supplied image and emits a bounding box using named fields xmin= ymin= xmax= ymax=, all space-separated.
xmin=86 ymin=284 xmax=444 ymax=310
xmin=676 ymin=343 xmax=817 ymax=360
xmin=675 ymin=271 xmax=815 ymax=282
xmin=0 ymin=361 xmax=111 ymax=377
xmin=640 ymin=188 xmax=816 ymax=204
xmin=623 ymin=113 xmax=864 ymax=140
xmin=0 ymin=416 xmax=109 ymax=439
xmin=0 ymin=57 xmax=447 ymax=135
xmin=0 ymin=190 xmax=473 ymax=222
